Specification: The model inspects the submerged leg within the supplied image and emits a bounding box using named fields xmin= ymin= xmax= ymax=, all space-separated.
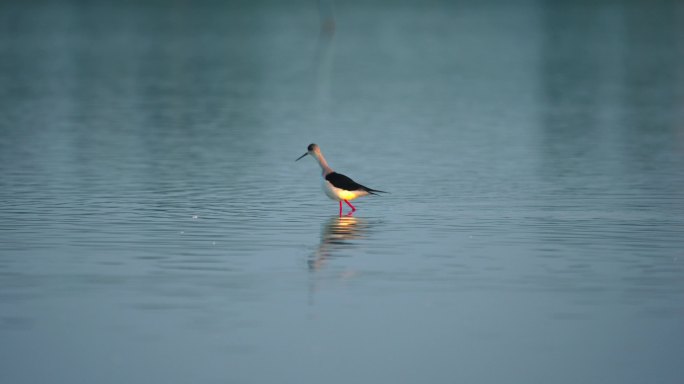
xmin=344 ymin=200 xmax=356 ymax=212
xmin=339 ymin=201 xmax=343 ymax=217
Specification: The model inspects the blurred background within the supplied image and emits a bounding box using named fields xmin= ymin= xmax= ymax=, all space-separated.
xmin=1 ymin=0 xmax=683 ymax=383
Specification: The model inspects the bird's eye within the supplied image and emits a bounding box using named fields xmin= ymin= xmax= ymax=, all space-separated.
xmin=307 ymin=144 xmax=316 ymax=151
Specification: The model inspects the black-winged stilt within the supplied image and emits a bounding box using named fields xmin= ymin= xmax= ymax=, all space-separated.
xmin=296 ymin=143 xmax=387 ymax=216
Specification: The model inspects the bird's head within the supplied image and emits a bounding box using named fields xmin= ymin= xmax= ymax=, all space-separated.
xmin=296 ymin=143 xmax=319 ymax=161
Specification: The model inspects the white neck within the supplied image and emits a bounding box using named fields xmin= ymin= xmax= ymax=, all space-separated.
xmin=313 ymin=151 xmax=334 ymax=176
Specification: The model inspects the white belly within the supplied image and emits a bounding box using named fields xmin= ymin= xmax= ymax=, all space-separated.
xmin=322 ymin=180 xmax=368 ymax=201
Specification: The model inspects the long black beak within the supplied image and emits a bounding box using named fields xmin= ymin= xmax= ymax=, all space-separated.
xmin=295 ymin=152 xmax=308 ymax=161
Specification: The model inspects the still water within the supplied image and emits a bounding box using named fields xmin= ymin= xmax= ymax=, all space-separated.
xmin=1 ymin=1 xmax=684 ymax=383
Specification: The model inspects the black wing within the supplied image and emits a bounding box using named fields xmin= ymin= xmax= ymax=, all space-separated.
xmin=325 ymin=172 xmax=387 ymax=194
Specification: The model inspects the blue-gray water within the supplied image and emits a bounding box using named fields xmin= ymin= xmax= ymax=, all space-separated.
xmin=1 ymin=1 xmax=684 ymax=383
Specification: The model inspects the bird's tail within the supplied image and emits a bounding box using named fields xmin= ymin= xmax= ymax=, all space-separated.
xmin=366 ymin=188 xmax=389 ymax=195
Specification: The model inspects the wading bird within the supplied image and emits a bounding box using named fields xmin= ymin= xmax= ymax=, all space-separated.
xmin=296 ymin=143 xmax=387 ymax=216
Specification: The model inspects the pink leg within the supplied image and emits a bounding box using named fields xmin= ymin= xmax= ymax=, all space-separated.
xmin=339 ymin=201 xmax=343 ymax=217
xmin=344 ymin=200 xmax=356 ymax=212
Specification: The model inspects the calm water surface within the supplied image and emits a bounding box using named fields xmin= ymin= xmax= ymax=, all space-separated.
xmin=1 ymin=1 xmax=684 ymax=383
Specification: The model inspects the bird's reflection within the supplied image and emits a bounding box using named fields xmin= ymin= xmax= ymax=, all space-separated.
xmin=308 ymin=216 xmax=370 ymax=306
xmin=308 ymin=216 xmax=367 ymax=271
